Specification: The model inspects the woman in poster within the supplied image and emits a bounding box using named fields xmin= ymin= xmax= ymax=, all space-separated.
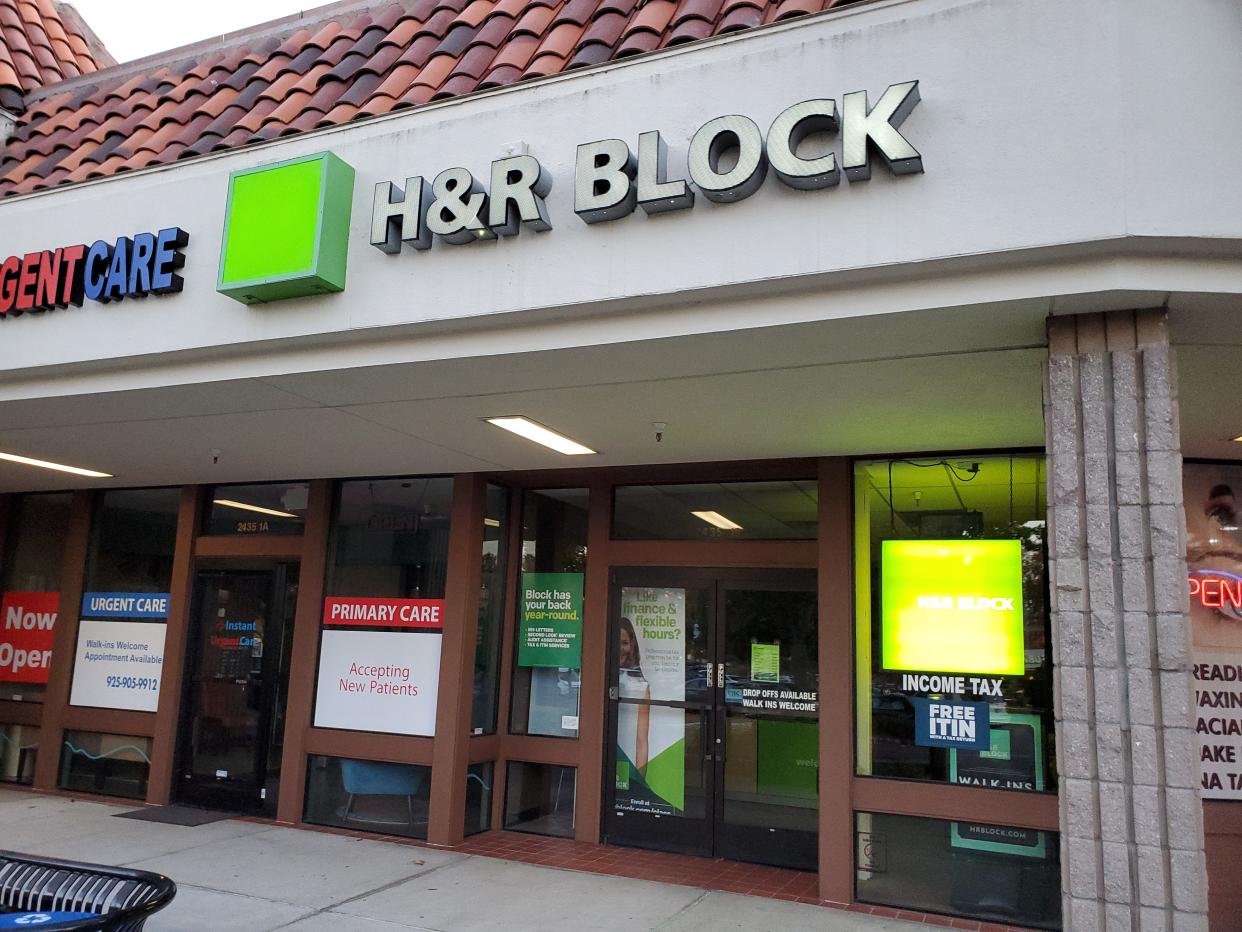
xmin=618 ymin=616 xmax=650 ymax=772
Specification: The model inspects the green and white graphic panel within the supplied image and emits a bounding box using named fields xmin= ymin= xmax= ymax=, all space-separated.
xmin=616 ymin=587 xmax=686 ymax=815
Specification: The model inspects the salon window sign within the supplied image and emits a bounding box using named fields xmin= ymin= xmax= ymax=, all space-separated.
xmin=0 ymin=591 xmax=58 ymax=684
xmin=0 ymin=228 xmax=188 ymax=318
xmin=1184 ymin=464 xmax=1242 ymax=800
xmin=370 ymin=83 xmax=922 ymax=254
xmin=314 ymin=595 xmax=446 ymax=735
xmin=517 ymin=572 xmax=584 ymax=668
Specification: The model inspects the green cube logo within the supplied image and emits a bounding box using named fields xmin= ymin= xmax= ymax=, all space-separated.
xmin=217 ymin=152 xmax=355 ymax=304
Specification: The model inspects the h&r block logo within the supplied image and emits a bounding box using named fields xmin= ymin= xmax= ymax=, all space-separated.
xmin=216 ymin=151 xmax=354 ymax=305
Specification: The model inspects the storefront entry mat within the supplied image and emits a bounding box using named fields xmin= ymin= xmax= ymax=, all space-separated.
xmin=115 ymin=805 xmax=232 ymax=826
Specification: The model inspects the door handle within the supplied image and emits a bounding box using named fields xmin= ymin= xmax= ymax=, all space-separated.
xmin=716 ymin=662 xmax=725 ymax=689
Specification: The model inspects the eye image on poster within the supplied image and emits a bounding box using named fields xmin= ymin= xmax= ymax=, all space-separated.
xmin=615 ymin=587 xmax=686 ymax=816
xmin=1184 ymin=464 xmax=1242 ymax=799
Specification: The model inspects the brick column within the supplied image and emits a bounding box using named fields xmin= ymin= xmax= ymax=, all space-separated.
xmin=1045 ymin=310 xmax=1208 ymax=932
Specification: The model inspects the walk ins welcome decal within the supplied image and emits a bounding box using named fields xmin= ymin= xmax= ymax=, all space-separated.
xmin=615 ymin=587 xmax=686 ymax=815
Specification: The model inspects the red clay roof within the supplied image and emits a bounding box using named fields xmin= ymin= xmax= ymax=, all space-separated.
xmin=0 ymin=0 xmax=865 ymax=198
xmin=0 ymin=0 xmax=113 ymax=112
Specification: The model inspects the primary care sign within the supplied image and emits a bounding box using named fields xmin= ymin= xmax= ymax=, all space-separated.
xmin=314 ymin=596 xmax=445 ymax=736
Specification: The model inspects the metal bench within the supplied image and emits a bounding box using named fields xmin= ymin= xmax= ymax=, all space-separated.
xmin=0 ymin=851 xmax=175 ymax=931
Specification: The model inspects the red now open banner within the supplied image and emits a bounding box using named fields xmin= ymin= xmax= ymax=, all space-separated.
xmin=322 ymin=597 xmax=445 ymax=630
xmin=0 ymin=591 xmax=59 ymax=683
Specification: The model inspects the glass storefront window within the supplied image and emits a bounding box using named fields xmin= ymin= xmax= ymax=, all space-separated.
xmin=465 ymin=761 xmax=494 ymax=836
xmin=854 ymin=455 xmax=1055 ymax=792
xmin=504 ymin=761 xmax=575 ymax=837
xmin=204 ymin=482 xmax=309 ymax=535
xmin=0 ymin=722 xmax=38 ymax=784
xmin=303 ymin=754 xmax=430 ymax=840
xmin=58 ymin=730 xmax=151 ymax=799
xmin=612 ymin=480 xmax=817 ymax=540
xmin=472 ymin=485 xmax=509 ymax=735
xmin=0 ymin=492 xmax=71 ymax=703
xmin=84 ymin=488 xmax=179 ymax=593
xmin=312 ymin=479 xmax=451 ymax=737
xmin=326 ymin=479 xmax=452 ymax=599
xmin=71 ymin=488 xmax=180 ymax=714
xmin=855 ymin=811 xmax=1061 ymax=929
xmin=510 ymin=489 xmax=588 ymax=738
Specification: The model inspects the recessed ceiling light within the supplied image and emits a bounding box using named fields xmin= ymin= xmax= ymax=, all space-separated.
xmin=485 ymin=417 xmax=597 ymax=456
xmin=0 ymin=450 xmax=112 ymax=478
xmin=213 ymin=499 xmax=299 ymax=519
xmin=692 ymin=510 xmax=743 ymax=531
xmin=1231 ymin=436 xmax=1242 ymax=443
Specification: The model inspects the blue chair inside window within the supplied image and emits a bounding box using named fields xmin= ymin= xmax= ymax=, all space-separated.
xmin=339 ymin=759 xmax=425 ymax=826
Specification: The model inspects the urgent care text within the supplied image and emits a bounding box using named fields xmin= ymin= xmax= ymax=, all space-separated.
xmin=0 ymin=227 xmax=189 ymax=317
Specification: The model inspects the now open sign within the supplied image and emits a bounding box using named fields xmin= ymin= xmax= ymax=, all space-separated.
xmin=0 ymin=591 xmax=59 ymax=683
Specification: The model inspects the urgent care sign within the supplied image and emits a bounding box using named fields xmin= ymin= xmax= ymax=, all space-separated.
xmin=314 ymin=597 xmax=445 ymax=736
xmin=0 ymin=592 xmax=59 ymax=683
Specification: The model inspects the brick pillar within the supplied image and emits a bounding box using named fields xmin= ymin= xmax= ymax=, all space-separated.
xmin=1045 ymin=310 xmax=1208 ymax=932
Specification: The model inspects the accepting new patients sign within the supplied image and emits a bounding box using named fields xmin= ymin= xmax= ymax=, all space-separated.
xmin=313 ymin=596 xmax=446 ymax=736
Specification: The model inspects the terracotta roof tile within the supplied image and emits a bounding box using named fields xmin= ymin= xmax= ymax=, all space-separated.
xmin=512 ymin=5 xmax=556 ymax=35
xmin=666 ymin=16 xmax=713 ymax=44
xmin=615 ymin=28 xmax=661 ymax=56
xmin=488 ymin=32 xmax=539 ymax=70
xmin=718 ymin=4 xmax=764 ymax=32
xmin=473 ymin=12 xmax=517 ymax=48
xmin=579 ymin=10 xmax=627 ymax=48
xmin=479 ymin=63 xmax=522 ymax=88
xmin=1 ymin=0 xmax=872 ymax=198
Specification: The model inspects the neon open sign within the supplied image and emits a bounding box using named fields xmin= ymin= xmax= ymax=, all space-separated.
xmin=1189 ymin=570 xmax=1242 ymax=616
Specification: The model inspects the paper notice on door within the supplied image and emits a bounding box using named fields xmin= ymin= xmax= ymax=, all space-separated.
xmin=751 ymin=642 xmax=780 ymax=683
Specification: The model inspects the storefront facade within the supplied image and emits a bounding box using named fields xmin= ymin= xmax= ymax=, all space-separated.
xmin=0 ymin=0 xmax=1240 ymax=928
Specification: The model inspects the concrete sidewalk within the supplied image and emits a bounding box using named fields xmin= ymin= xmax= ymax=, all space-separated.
xmin=0 ymin=789 xmax=926 ymax=931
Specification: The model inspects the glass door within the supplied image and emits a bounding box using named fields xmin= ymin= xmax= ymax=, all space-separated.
xmin=716 ymin=573 xmax=819 ymax=869
xmin=605 ymin=568 xmax=715 ymax=857
xmin=603 ymin=567 xmax=819 ymax=869
xmin=176 ymin=566 xmax=298 ymax=814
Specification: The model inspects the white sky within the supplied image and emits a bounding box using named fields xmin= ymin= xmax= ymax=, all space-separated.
xmin=69 ymin=2 xmax=314 ymax=64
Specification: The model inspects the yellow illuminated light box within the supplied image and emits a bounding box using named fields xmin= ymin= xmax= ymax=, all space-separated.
xmin=881 ymin=539 xmax=1025 ymax=676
